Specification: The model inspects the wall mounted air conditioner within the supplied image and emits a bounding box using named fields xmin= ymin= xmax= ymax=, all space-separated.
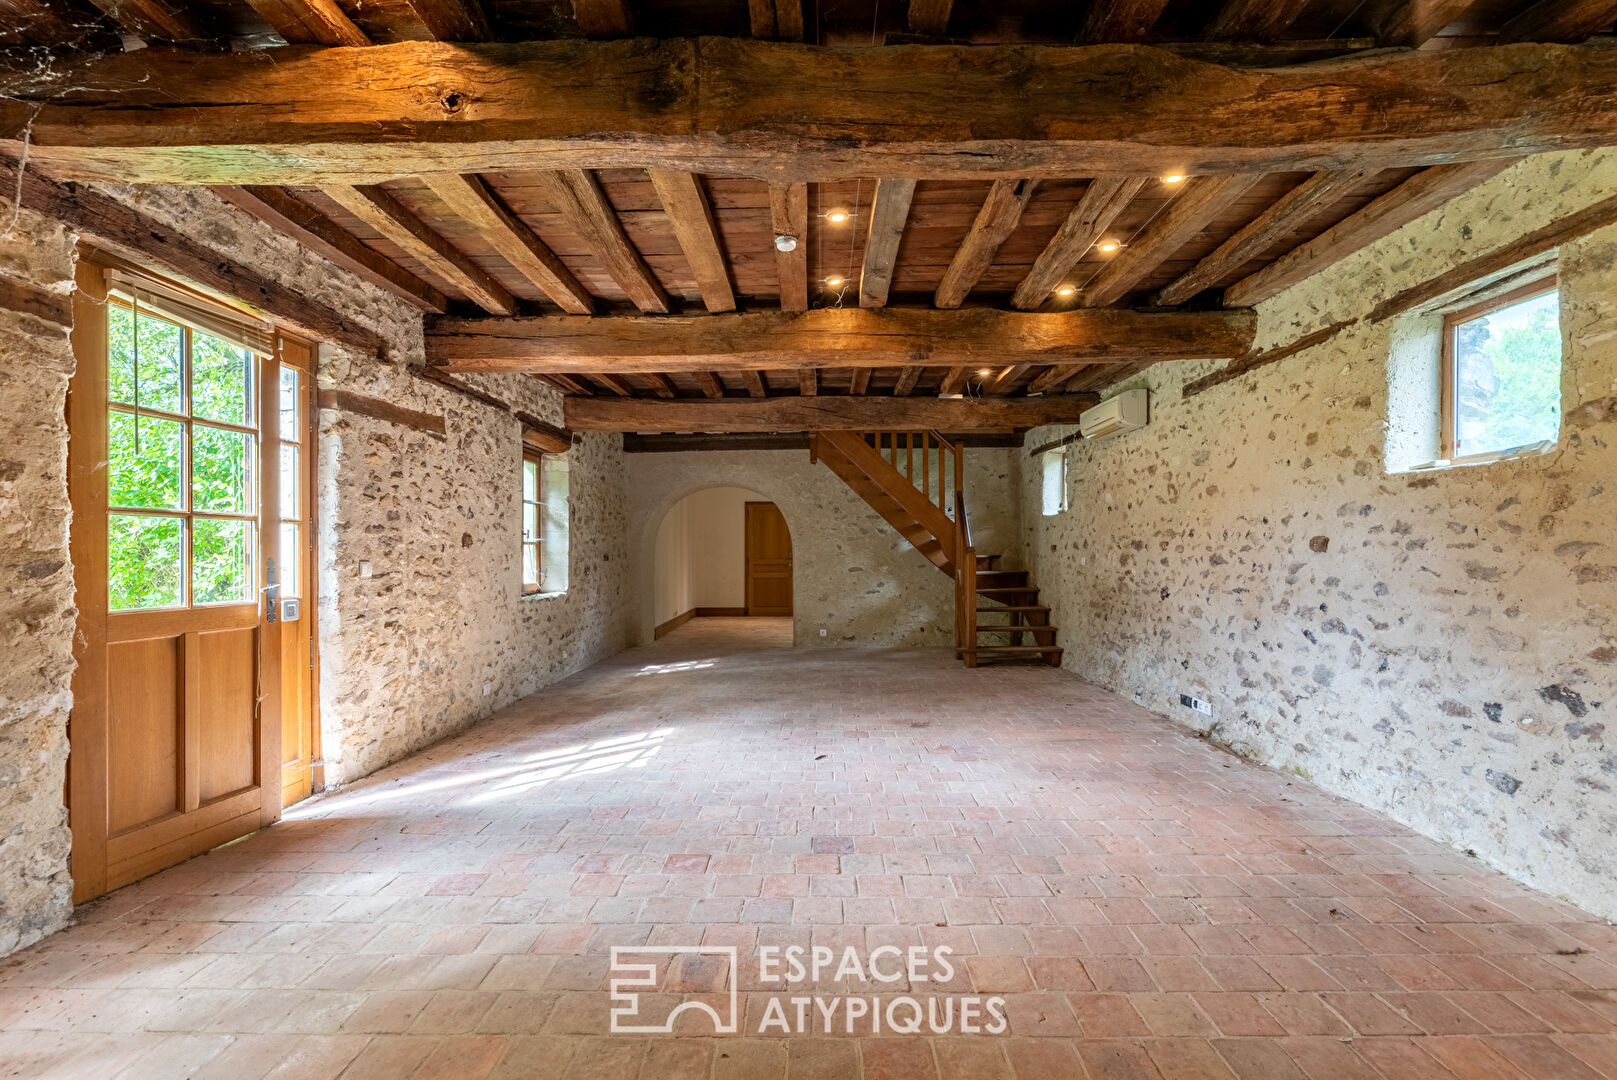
xmin=1079 ymin=388 xmax=1149 ymax=440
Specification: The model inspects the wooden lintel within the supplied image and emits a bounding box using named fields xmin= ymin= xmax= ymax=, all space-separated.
xmin=516 ymin=411 xmax=575 ymax=452
xmin=9 ymin=40 xmax=1617 ymax=184
xmin=566 ymin=394 xmax=1099 ymax=431
xmin=318 ymin=388 xmax=447 ymax=436
xmin=623 ymin=430 xmax=1024 ymax=451
xmin=426 ymin=306 xmax=1255 ymax=372
xmin=0 ymin=273 xmax=73 ymax=329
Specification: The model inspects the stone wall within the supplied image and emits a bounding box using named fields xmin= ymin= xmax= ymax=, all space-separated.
xmin=1022 ymin=150 xmax=1617 ymax=919
xmin=626 ymin=445 xmax=1022 ymax=647
xmin=0 ymin=206 xmax=78 ymax=955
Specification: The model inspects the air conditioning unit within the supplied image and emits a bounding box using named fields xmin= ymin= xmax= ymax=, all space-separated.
xmin=1079 ymin=388 xmax=1149 ymax=440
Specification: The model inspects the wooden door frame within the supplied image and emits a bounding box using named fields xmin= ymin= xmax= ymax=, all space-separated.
xmin=743 ymin=500 xmax=792 ymax=616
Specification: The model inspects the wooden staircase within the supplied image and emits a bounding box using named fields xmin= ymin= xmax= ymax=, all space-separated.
xmin=811 ymin=429 xmax=1062 ymax=667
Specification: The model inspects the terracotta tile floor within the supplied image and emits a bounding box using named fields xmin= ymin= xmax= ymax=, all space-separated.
xmin=3 ymin=618 xmax=1615 ymax=1079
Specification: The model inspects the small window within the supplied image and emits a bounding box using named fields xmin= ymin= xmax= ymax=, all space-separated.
xmin=1441 ymin=280 xmax=1561 ymax=463
xmin=521 ymin=451 xmax=543 ymax=595
xmin=1040 ymin=448 xmax=1068 ymax=517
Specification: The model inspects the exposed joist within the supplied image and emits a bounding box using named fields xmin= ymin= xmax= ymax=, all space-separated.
xmin=638 ymin=373 xmax=678 ymax=398
xmin=848 ymin=369 xmax=871 ymax=395
xmin=1012 ymin=177 xmax=1148 ymax=310
xmin=244 ymin=0 xmax=368 ymax=45
xmin=748 ymin=0 xmax=803 ymax=39
xmin=1369 ymin=0 xmax=1479 ymax=47
xmin=567 ymin=394 xmax=1098 ymax=431
xmin=935 ymin=179 xmax=1037 ymax=309
xmin=401 ymin=0 xmax=490 ymax=40
xmin=321 ymin=183 xmax=516 ymax=315
xmin=1154 ymin=169 xmax=1375 ymax=306
xmin=0 ymin=158 xmax=384 ymax=356
xmin=695 ymin=371 xmax=726 ymax=399
xmin=538 ymin=169 xmax=670 ymax=314
xmin=982 ymin=364 xmax=1030 ymax=395
xmin=1204 ymin=0 xmax=1312 ymax=41
xmin=860 ymin=179 xmax=918 ymax=309
xmin=1027 ymin=364 xmax=1085 ymax=394
xmin=10 ymin=41 xmax=1610 ymax=185
xmin=1078 ymin=0 xmax=1172 ymax=42
xmin=1083 ymin=174 xmax=1259 ymax=308
xmin=421 ymin=173 xmax=593 ymax=314
xmin=626 ymin=431 xmax=1024 ymax=451
xmin=1222 ymin=159 xmax=1515 ymax=306
xmin=1499 ymin=0 xmax=1617 ymax=42
xmin=799 ymin=369 xmax=817 ymax=396
xmin=0 ymin=0 xmax=93 ymax=47
xmin=741 ymin=371 xmax=767 ymax=398
xmin=909 ymin=0 xmax=952 ymax=35
xmin=648 ymin=169 xmax=735 ymax=313
xmin=573 ymin=0 xmax=634 ymax=36
xmin=769 ymin=183 xmax=809 ymax=312
xmin=591 ymin=373 xmax=635 ymax=396
xmin=83 ymin=0 xmax=210 ymax=42
xmin=541 ymin=373 xmax=593 ymax=395
xmin=212 ymin=185 xmax=448 ymax=313
xmin=938 ymin=367 xmax=971 ymax=395
xmin=892 ymin=367 xmax=923 ymax=396
xmin=427 ymin=307 xmax=1256 ymax=372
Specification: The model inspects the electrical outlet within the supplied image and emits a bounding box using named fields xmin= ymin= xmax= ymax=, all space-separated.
xmin=819 ymin=628 xmax=828 ymax=637
xmin=1179 ymin=693 xmax=1212 ymax=717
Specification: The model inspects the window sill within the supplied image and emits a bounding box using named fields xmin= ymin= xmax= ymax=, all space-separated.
xmin=1391 ymin=439 xmax=1556 ymax=475
xmin=522 ymin=589 xmax=568 ymax=601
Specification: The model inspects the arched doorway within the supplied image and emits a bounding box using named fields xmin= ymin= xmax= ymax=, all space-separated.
xmin=649 ymin=485 xmax=793 ymax=641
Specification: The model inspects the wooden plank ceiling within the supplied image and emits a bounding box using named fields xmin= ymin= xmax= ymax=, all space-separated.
xmin=3 ymin=0 xmax=1610 ymax=409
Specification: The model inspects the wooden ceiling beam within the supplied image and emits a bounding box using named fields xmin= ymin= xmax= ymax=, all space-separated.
xmin=1204 ymin=0 xmax=1312 ymax=41
xmin=938 ymin=367 xmax=971 ymax=395
xmin=1012 ymin=177 xmax=1149 ymax=310
xmin=573 ymin=0 xmax=634 ymax=36
xmin=1027 ymin=364 xmax=1085 ymax=394
xmin=648 ymin=169 xmax=736 ymax=313
xmin=860 ymin=179 xmax=917 ymax=309
xmin=892 ymin=367 xmax=923 ymax=396
xmin=1369 ymin=0 xmax=1480 ymax=47
xmin=935 ymin=179 xmax=1037 ymax=309
xmin=848 ymin=368 xmax=871 ymax=395
xmin=694 ymin=371 xmax=726 ymax=398
xmin=1083 ymin=173 xmax=1260 ymax=307
xmin=321 ymin=183 xmax=517 ymax=315
xmin=1154 ymin=168 xmax=1375 ymax=306
xmin=244 ymin=0 xmax=369 ymax=45
xmin=981 ymin=364 xmax=1030 ymax=395
xmin=741 ymin=371 xmax=767 ymax=398
xmin=1077 ymin=0 xmax=1172 ymax=42
xmin=539 ymin=373 xmax=592 ymax=395
xmin=1499 ymin=0 xmax=1617 ymax=42
xmin=749 ymin=0 xmax=803 ymax=40
xmin=538 ymin=169 xmax=670 ymax=314
xmin=422 ymin=172 xmax=593 ymax=314
xmin=427 ymin=307 xmax=1256 ymax=372
xmin=799 ymin=369 xmax=818 ymax=396
xmin=0 ymin=0 xmax=95 ymax=47
xmin=566 ymin=394 xmax=1099 ymax=431
xmin=769 ymin=182 xmax=809 ymax=312
xmin=908 ymin=0 xmax=952 ymax=35
xmin=401 ymin=0 xmax=490 ymax=40
xmin=591 ymin=373 xmax=636 ymax=395
xmin=12 ymin=41 xmax=1613 ymax=185
xmin=639 ymin=373 xmax=678 ymax=398
xmin=83 ymin=0 xmax=211 ymax=42
xmin=1223 ymin=159 xmax=1515 ymax=306
xmin=212 ymin=185 xmax=448 ymax=313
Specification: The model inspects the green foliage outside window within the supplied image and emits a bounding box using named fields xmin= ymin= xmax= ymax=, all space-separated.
xmin=1453 ymin=289 xmax=1561 ymax=458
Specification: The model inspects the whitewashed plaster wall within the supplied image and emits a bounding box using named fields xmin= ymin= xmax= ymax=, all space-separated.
xmin=627 ymin=446 xmax=1024 ymax=647
xmin=1022 ymin=150 xmax=1617 ymax=919
xmin=652 ymin=485 xmax=766 ymax=625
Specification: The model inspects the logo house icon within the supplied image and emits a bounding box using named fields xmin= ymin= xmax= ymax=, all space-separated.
xmin=609 ymin=946 xmax=740 ymax=1034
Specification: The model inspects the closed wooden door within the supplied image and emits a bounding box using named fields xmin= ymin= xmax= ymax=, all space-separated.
xmin=745 ymin=501 xmax=793 ymax=616
xmin=276 ymin=339 xmax=319 ymax=808
xmin=67 ymin=259 xmax=309 ymax=901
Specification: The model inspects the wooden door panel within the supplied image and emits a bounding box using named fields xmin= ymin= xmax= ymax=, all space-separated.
xmin=746 ymin=502 xmax=793 ymax=616
xmin=198 ymin=627 xmax=258 ymax=802
xmin=107 ymin=637 xmax=181 ymax=834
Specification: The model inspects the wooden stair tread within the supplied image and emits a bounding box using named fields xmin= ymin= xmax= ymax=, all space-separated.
xmin=976 ymin=604 xmax=1050 ymax=612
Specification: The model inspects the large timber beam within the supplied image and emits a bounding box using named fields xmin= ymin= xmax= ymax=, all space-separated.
xmin=7 ymin=39 xmax=1617 ymax=184
xmin=425 ymin=306 xmax=1256 ymax=372
xmin=565 ymin=394 xmax=1100 ymax=431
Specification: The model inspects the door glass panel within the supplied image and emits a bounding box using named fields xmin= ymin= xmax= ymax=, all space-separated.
xmin=523 ymin=501 xmax=538 ymax=543
xmin=193 ymin=517 xmax=251 ymax=604
xmin=280 ymin=444 xmax=299 ymax=520
xmin=523 ymin=542 xmax=539 ymax=588
xmin=108 ymin=304 xmax=184 ymax=414
xmin=110 ymin=513 xmax=184 ymax=610
xmin=279 ymin=366 xmax=300 ymax=441
xmin=108 ymin=412 xmax=183 ymax=510
xmin=192 ymin=425 xmax=252 ymax=513
xmin=191 ymin=333 xmax=252 ymax=425
xmin=280 ymin=522 xmax=300 ymax=599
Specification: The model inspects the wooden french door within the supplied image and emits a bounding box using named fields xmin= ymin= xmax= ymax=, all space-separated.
xmin=66 ymin=258 xmax=315 ymax=902
xmin=745 ymin=501 xmax=793 ymax=616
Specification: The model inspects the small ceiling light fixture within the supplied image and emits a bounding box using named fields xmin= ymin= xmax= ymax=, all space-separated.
xmin=977 ymin=368 xmax=994 ymax=377
xmin=1056 ymin=285 xmax=1076 ymax=298
xmin=774 ymin=234 xmax=798 ymax=252
xmin=826 ymin=208 xmax=851 ymax=224
xmin=1096 ymin=239 xmax=1121 ymax=254
xmin=825 ymin=275 xmax=845 ymax=288
xmin=1161 ymin=173 xmax=1186 ymax=184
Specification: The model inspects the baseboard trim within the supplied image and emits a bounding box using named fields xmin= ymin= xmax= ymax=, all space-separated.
xmin=654 ymin=609 xmax=696 ymax=639
xmin=695 ymin=607 xmax=748 ymax=617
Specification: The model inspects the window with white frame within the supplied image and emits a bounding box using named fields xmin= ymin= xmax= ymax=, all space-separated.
xmin=1441 ymin=279 xmax=1561 ymax=463
xmin=1040 ymin=448 xmax=1068 ymax=516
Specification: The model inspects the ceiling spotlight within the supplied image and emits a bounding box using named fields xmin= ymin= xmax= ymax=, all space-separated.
xmin=774 ymin=234 xmax=798 ymax=252
xmin=825 ymin=276 xmax=845 ymax=288
xmin=1056 ymin=285 xmax=1076 ymax=298
xmin=977 ymin=368 xmax=993 ymax=377
xmin=826 ymin=208 xmax=850 ymax=224
xmin=1161 ymin=173 xmax=1186 ymax=184
xmin=1097 ymin=240 xmax=1121 ymax=254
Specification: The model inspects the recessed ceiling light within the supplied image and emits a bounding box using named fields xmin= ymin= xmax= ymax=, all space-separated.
xmin=826 ymin=208 xmax=850 ymax=224
xmin=977 ymin=368 xmax=993 ymax=376
xmin=1097 ymin=240 xmax=1121 ymax=253
xmin=774 ymin=234 xmax=798 ymax=252
xmin=1056 ymin=285 xmax=1076 ymax=297
xmin=826 ymin=276 xmax=845 ymax=287
xmin=1161 ymin=173 xmax=1186 ymax=184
